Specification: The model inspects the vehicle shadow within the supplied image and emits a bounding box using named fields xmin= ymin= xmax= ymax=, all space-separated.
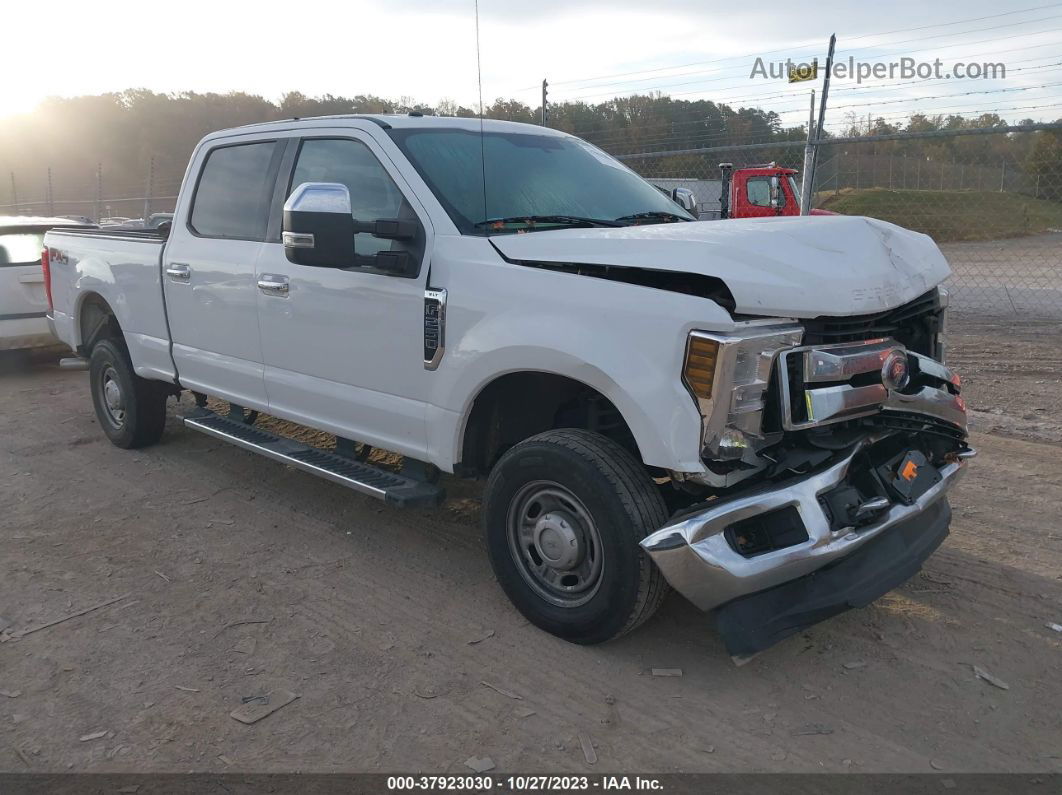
xmin=0 ymin=347 xmax=64 ymax=377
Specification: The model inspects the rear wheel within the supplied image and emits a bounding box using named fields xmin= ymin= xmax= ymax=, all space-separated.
xmin=89 ymin=338 xmax=168 ymax=448
xmin=483 ymin=429 xmax=669 ymax=644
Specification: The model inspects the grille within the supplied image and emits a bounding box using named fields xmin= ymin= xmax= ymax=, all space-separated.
xmin=801 ymin=290 xmax=941 ymax=355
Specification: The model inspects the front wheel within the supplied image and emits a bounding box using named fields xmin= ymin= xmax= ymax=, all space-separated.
xmin=483 ymin=429 xmax=669 ymax=644
xmin=89 ymin=338 xmax=168 ymax=449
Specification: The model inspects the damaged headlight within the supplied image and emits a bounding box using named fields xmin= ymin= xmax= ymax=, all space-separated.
xmin=682 ymin=324 xmax=804 ymax=460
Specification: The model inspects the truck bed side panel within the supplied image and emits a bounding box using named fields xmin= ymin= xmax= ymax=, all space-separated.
xmin=46 ymin=231 xmax=175 ymax=381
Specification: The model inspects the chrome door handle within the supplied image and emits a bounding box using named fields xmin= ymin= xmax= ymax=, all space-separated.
xmin=166 ymin=262 xmax=191 ymax=282
xmin=257 ymin=274 xmax=290 ymax=295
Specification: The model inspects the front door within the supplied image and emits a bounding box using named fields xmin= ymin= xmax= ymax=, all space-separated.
xmin=255 ymin=134 xmax=434 ymax=460
xmin=164 ymin=139 xmax=284 ymax=410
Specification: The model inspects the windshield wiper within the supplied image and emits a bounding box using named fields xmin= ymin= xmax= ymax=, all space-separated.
xmin=614 ymin=211 xmax=693 ymax=224
xmin=474 ymin=214 xmax=623 ymax=230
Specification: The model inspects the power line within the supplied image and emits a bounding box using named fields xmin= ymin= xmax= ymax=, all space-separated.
xmin=519 ymin=2 xmax=1062 ymax=93
xmin=559 ymin=26 xmax=1062 ymax=103
xmin=551 ymin=12 xmax=1062 ymax=100
xmin=599 ymin=103 xmax=1062 ymax=156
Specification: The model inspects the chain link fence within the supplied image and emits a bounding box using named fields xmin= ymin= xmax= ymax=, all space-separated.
xmin=612 ymin=127 xmax=1062 ymax=319
xmin=1 ymin=163 xmax=180 ymax=225
xmin=3 ymin=128 xmax=1061 ymax=319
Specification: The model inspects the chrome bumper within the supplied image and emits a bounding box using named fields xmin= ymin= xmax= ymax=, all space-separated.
xmin=641 ymin=446 xmax=972 ymax=611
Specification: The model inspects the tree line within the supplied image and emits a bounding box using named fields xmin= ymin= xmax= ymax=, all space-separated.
xmin=1 ymin=88 xmax=1058 ymax=204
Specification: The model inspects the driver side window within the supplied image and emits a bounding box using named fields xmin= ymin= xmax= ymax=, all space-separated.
xmin=746 ymin=177 xmax=776 ymax=208
xmin=289 ymin=138 xmax=406 ymax=257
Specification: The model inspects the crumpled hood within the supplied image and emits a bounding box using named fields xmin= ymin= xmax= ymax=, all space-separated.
xmin=489 ymin=215 xmax=950 ymax=318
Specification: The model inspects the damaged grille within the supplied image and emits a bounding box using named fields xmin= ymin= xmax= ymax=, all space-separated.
xmin=801 ymin=290 xmax=942 ymax=356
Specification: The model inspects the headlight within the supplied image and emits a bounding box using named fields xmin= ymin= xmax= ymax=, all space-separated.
xmin=683 ymin=325 xmax=804 ymax=460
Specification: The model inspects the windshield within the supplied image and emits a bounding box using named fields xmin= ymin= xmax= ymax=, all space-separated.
xmin=388 ymin=128 xmax=694 ymax=234
xmin=0 ymin=232 xmax=45 ymax=265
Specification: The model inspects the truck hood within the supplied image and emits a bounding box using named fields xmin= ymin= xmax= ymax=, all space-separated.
xmin=489 ymin=215 xmax=950 ymax=318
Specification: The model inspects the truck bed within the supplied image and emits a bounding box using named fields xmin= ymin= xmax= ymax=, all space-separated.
xmin=45 ymin=227 xmax=174 ymax=382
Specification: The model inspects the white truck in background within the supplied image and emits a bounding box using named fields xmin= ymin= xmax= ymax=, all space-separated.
xmin=43 ymin=115 xmax=972 ymax=656
xmin=0 ymin=216 xmax=92 ymax=350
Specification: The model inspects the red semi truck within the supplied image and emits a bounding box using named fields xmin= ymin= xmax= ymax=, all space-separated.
xmin=657 ymin=163 xmax=836 ymax=220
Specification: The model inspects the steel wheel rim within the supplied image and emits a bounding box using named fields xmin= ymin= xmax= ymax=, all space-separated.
xmin=99 ymin=366 xmax=126 ymax=429
xmin=506 ymin=480 xmax=604 ymax=608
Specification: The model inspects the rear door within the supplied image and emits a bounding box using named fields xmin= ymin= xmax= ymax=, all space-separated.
xmin=162 ymin=139 xmax=285 ymax=410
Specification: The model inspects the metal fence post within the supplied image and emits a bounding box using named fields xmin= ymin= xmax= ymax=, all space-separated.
xmin=47 ymin=167 xmax=55 ymax=216
xmin=1000 ymin=161 xmax=1006 ymax=193
xmin=94 ymin=164 xmax=103 ymax=223
xmin=144 ymin=157 xmax=155 ymax=220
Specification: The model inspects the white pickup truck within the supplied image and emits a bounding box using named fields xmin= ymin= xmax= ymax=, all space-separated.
xmin=44 ymin=115 xmax=972 ymax=656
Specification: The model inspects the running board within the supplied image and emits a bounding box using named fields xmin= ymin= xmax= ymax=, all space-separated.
xmin=182 ymin=409 xmax=444 ymax=508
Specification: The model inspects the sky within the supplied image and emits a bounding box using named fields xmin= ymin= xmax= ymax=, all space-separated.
xmin=4 ymin=0 xmax=1062 ymax=131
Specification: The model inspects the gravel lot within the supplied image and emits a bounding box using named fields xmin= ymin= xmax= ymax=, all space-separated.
xmin=1 ymin=316 xmax=1060 ymax=774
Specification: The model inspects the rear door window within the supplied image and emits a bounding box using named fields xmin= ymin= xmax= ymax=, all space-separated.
xmin=190 ymin=142 xmax=278 ymax=240
xmin=0 ymin=232 xmax=45 ymax=265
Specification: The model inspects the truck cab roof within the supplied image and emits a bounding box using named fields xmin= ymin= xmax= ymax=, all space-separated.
xmin=214 ymin=114 xmax=571 ymax=142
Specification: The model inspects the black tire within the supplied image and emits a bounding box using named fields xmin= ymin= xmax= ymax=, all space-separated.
xmin=89 ymin=338 xmax=168 ymax=449
xmin=483 ymin=429 xmax=670 ymax=644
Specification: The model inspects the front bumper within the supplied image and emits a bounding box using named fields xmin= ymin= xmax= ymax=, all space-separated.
xmin=716 ymin=496 xmax=952 ymax=656
xmin=640 ymin=443 xmax=970 ymax=613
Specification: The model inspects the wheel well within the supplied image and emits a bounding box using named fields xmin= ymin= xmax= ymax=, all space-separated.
xmin=458 ymin=372 xmax=641 ymax=477
xmin=78 ymin=293 xmax=122 ymax=355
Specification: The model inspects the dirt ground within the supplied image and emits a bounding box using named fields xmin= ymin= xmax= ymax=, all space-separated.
xmin=1 ymin=315 xmax=1060 ymax=774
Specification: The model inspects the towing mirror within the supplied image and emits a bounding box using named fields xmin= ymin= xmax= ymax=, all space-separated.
xmin=283 ymin=182 xmax=420 ymax=273
xmin=671 ymin=187 xmax=697 ymax=214
xmin=283 ymin=182 xmax=355 ymax=267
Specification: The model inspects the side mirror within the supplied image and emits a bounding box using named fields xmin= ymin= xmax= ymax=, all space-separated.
xmin=769 ymin=175 xmax=783 ymax=210
xmin=283 ymin=182 xmax=355 ymax=267
xmin=283 ymin=182 xmax=420 ymax=274
xmin=671 ymin=187 xmax=697 ymax=214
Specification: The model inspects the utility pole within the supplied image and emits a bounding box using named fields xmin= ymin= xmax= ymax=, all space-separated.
xmin=800 ymin=90 xmax=816 ymax=215
xmin=802 ymin=34 xmax=836 ymax=215
xmin=94 ymin=163 xmax=103 ymax=223
xmin=541 ymin=79 xmax=549 ymax=126
xmin=47 ymin=167 xmax=55 ymax=216
xmin=143 ymin=156 xmax=155 ymax=220
xmin=9 ymin=171 xmax=17 ymax=214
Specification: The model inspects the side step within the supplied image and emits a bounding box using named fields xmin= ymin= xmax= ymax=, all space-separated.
xmin=182 ymin=409 xmax=444 ymax=508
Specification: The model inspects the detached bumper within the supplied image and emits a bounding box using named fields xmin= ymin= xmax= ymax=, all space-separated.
xmin=715 ymin=497 xmax=951 ymax=656
xmin=640 ymin=445 xmax=969 ymax=642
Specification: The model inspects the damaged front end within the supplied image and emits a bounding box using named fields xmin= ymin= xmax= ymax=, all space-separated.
xmin=644 ymin=288 xmax=972 ymax=656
